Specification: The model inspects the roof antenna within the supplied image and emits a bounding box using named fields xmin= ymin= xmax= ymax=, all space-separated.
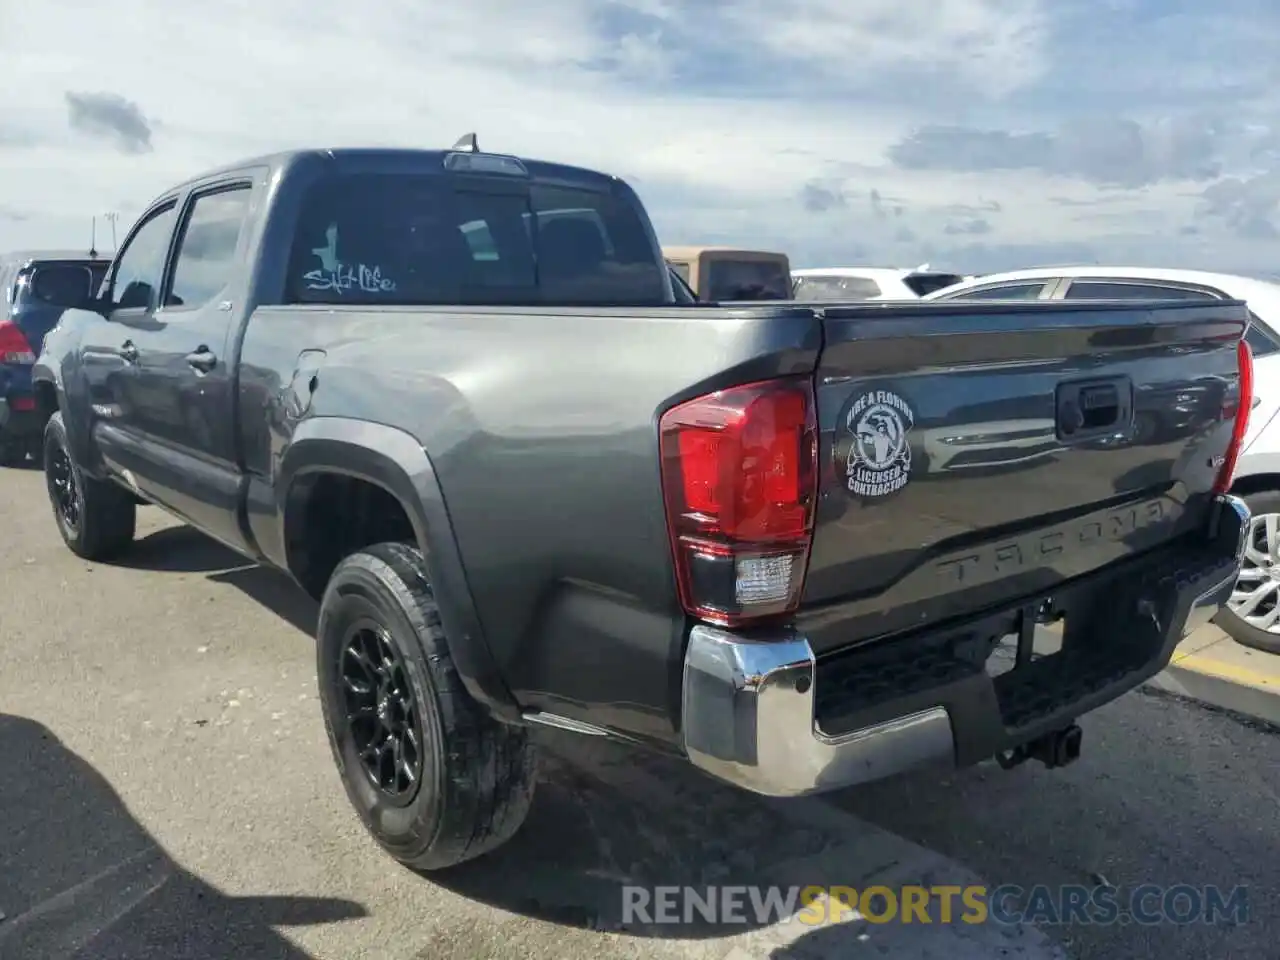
xmin=451 ymin=132 xmax=479 ymax=153
xmin=89 ymin=216 xmax=98 ymax=259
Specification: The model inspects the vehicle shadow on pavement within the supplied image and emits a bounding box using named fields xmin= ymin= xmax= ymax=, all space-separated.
xmin=115 ymin=526 xmax=319 ymax=635
xmin=419 ymin=728 xmax=1051 ymax=956
xmin=824 ymin=692 xmax=1280 ymax=959
xmin=0 ymin=713 xmax=366 ymax=960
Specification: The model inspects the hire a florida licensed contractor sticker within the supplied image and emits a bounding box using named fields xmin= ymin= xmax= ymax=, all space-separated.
xmin=835 ymin=387 xmax=916 ymax=499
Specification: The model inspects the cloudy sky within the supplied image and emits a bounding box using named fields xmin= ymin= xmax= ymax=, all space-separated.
xmin=3 ymin=0 xmax=1279 ymax=275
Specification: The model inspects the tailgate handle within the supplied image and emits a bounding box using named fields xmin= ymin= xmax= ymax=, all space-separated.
xmin=1056 ymin=377 xmax=1132 ymax=440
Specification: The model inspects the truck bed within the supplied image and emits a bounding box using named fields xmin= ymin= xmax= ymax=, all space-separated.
xmin=236 ymin=295 xmax=1247 ymax=744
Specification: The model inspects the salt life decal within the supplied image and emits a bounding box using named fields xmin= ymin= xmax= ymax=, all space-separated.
xmin=838 ymin=388 xmax=915 ymax=499
xmin=302 ymin=223 xmax=397 ymax=294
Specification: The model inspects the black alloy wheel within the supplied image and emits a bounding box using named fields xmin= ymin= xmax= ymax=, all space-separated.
xmin=339 ymin=620 xmax=423 ymax=804
xmin=46 ymin=443 xmax=81 ymax=536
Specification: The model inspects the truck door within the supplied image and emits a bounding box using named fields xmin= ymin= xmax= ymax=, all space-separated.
xmin=81 ymin=200 xmax=179 ymax=477
xmin=123 ymin=181 xmax=255 ymax=552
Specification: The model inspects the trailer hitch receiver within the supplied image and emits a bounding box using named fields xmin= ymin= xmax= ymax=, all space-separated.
xmin=996 ymin=723 xmax=1083 ymax=771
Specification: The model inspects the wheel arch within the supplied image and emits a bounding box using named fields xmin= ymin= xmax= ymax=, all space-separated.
xmin=279 ymin=417 xmax=519 ymax=721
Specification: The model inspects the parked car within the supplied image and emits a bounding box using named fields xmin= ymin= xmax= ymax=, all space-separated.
xmin=927 ymin=266 xmax=1280 ymax=654
xmin=792 ymin=265 xmax=965 ymax=301
xmin=662 ymin=245 xmax=792 ymax=300
xmin=0 ymin=250 xmax=111 ymax=464
xmin=32 ymin=142 xmax=1251 ymax=872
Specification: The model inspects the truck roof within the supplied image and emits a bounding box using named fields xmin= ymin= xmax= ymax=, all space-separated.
xmin=161 ymin=146 xmax=625 ymax=197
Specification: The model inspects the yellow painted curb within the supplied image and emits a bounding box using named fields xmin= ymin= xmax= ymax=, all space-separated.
xmin=1169 ymin=652 xmax=1280 ymax=691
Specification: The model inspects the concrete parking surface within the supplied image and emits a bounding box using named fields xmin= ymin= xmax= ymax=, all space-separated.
xmin=1 ymin=463 xmax=1277 ymax=959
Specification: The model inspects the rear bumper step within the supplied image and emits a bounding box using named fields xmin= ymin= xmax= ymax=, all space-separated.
xmin=680 ymin=494 xmax=1249 ymax=797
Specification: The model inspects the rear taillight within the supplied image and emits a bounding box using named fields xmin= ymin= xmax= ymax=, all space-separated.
xmin=0 ymin=320 xmax=34 ymax=364
xmin=1213 ymin=338 xmax=1254 ymax=494
xmin=658 ymin=377 xmax=819 ymax=627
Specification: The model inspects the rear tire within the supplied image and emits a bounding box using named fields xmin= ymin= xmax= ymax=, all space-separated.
xmin=316 ymin=541 xmax=537 ymax=871
xmin=42 ymin=412 xmax=137 ymax=561
xmin=1214 ymin=488 xmax=1280 ymax=655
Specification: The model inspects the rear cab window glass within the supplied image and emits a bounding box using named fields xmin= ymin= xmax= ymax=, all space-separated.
xmin=793 ymin=275 xmax=881 ymax=300
xmin=705 ymin=259 xmax=791 ymax=300
xmin=18 ymin=262 xmax=109 ymax=307
xmin=287 ymin=172 xmax=667 ymax=305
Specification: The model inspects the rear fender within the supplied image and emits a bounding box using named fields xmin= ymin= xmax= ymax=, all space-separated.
xmin=278 ymin=417 xmax=519 ymax=721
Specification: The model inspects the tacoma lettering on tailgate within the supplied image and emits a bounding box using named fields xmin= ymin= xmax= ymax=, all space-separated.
xmin=935 ymin=500 xmax=1170 ymax=585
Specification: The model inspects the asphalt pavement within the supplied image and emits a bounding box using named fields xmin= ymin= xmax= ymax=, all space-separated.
xmin=1 ymin=462 xmax=1277 ymax=959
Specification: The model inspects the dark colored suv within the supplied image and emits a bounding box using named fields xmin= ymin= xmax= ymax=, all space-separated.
xmin=0 ymin=250 xmax=111 ymax=464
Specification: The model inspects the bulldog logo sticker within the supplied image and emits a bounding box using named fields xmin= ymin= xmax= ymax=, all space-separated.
xmin=837 ymin=389 xmax=916 ymax=499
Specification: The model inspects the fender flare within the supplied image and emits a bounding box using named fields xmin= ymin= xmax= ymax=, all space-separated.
xmin=30 ymin=361 xmax=93 ymax=466
xmin=279 ymin=417 xmax=519 ymax=721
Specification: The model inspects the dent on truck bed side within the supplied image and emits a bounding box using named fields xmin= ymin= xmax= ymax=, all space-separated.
xmin=270 ymin=416 xmax=520 ymax=721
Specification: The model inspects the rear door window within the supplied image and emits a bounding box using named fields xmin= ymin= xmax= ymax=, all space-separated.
xmin=793 ymin=275 xmax=881 ymax=300
xmin=167 ymin=185 xmax=252 ymax=309
xmin=287 ymin=173 xmax=666 ymax=305
xmin=944 ymin=282 xmax=1048 ymax=301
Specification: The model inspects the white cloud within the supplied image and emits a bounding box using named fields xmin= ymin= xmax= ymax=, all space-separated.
xmin=1 ymin=0 xmax=1279 ymax=275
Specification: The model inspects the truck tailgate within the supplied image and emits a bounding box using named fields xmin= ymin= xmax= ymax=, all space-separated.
xmin=799 ymin=298 xmax=1249 ymax=653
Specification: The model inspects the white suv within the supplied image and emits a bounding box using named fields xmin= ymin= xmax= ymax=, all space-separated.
xmin=927 ymin=266 xmax=1280 ymax=654
xmin=792 ymin=266 xmax=965 ymax=301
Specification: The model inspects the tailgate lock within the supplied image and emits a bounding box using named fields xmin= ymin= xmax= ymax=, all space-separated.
xmin=1056 ymin=377 xmax=1132 ymax=440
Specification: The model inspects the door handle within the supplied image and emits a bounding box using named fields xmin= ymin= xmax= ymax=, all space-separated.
xmin=119 ymin=340 xmax=139 ymax=364
xmin=186 ymin=347 xmax=217 ymax=373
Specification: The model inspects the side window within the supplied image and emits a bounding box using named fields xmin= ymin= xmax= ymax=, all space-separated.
xmin=167 ymin=186 xmax=252 ymax=308
xmin=667 ymin=260 xmax=691 ymax=283
xmin=111 ymin=204 xmax=178 ymax=310
xmin=1246 ymin=317 xmax=1280 ymax=358
xmin=947 ymin=282 xmax=1046 ymax=301
xmin=1063 ymin=281 xmax=1217 ymax=301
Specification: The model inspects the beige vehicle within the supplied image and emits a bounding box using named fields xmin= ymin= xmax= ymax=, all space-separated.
xmin=662 ymin=245 xmax=793 ymax=301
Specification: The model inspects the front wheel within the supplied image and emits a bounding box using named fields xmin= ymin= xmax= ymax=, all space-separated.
xmin=1214 ymin=488 xmax=1280 ymax=655
xmin=316 ymin=541 xmax=538 ymax=871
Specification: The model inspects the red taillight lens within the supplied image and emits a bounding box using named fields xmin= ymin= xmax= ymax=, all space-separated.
xmin=659 ymin=377 xmax=818 ymax=627
xmin=1213 ymin=338 xmax=1253 ymax=494
xmin=0 ymin=320 xmax=34 ymax=364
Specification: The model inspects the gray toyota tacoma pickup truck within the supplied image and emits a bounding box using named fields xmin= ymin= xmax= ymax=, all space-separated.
xmin=32 ymin=139 xmax=1252 ymax=871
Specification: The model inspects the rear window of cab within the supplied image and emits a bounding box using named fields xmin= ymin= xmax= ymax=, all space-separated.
xmin=286 ymin=174 xmax=667 ymax=306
